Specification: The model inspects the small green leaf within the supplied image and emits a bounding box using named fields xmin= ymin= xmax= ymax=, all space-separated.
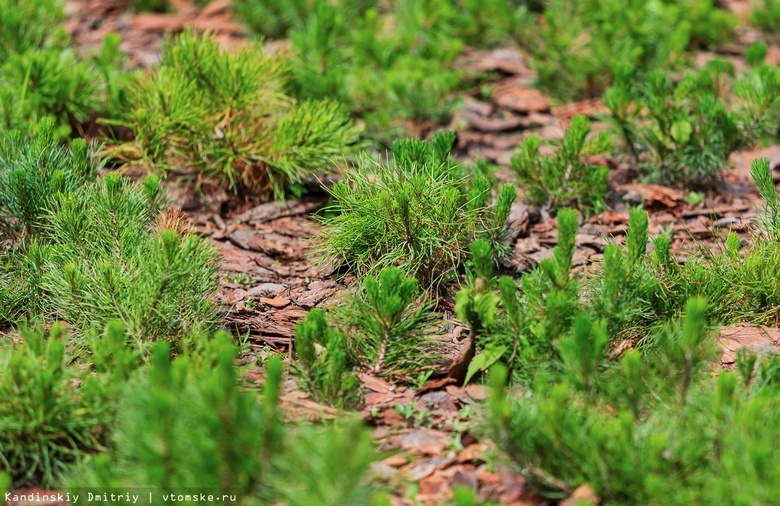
xmin=464 ymin=345 xmax=506 ymax=386
xmin=670 ymin=120 xmax=692 ymax=145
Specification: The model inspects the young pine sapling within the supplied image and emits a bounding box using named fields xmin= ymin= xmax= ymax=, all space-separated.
xmin=511 ymin=115 xmax=611 ymax=215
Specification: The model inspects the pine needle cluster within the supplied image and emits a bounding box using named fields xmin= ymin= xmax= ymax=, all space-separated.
xmin=248 ymin=0 xmax=515 ymax=145
xmin=111 ymin=30 xmax=363 ymax=197
xmin=511 ymin=115 xmax=611 ymax=214
xmin=0 ymin=323 xmax=110 ymax=488
xmin=0 ymin=2 xmax=130 ymax=139
xmin=458 ymin=154 xmax=780 ymax=388
xmin=514 ymin=0 xmax=736 ymax=100
xmin=606 ymin=49 xmax=780 ymax=185
xmin=294 ymin=267 xmax=437 ymax=405
xmin=68 ymin=335 xmax=283 ymax=500
xmin=487 ymin=297 xmax=780 ymax=505
xmin=0 ymin=125 xmax=220 ymax=343
xmin=64 ymin=331 xmax=380 ymax=505
xmin=317 ymin=131 xmax=516 ymax=289
xmin=0 ymin=0 xmax=63 ymax=60
xmin=459 ymin=158 xmax=780 ymax=504
xmin=231 ymin=0 xmax=316 ymax=39
xmin=36 ymin=173 xmax=220 ymax=343
xmin=751 ymin=0 xmax=780 ymax=33
xmin=0 ymin=118 xmax=95 ymax=238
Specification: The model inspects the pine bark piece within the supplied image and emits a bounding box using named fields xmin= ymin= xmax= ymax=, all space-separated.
xmin=719 ymin=324 xmax=780 ymax=366
xmin=493 ymin=82 xmax=550 ymax=113
xmin=236 ymin=199 xmax=321 ymax=224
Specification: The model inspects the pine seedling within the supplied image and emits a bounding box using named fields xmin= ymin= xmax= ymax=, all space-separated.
xmin=598 ymin=244 xmax=627 ymax=323
xmin=385 ymin=56 xmax=461 ymax=124
xmin=607 ymin=59 xmax=780 ymax=186
xmin=751 ymin=157 xmax=780 ymax=239
xmin=355 ymin=267 xmax=435 ymax=375
xmin=0 ymin=48 xmax=102 ymax=135
xmin=455 ymin=239 xmax=501 ymax=339
xmin=736 ymin=348 xmax=758 ymax=388
xmin=603 ymin=65 xmax=641 ymax=165
xmin=589 ymin=206 xmax=661 ymax=339
xmin=88 ymin=320 xmax=140 ymax=388
xmin=318 ymin=131 xmax=516 ymax=288
xmin=454 ymin=240 xmax=510 ymax=384
xmin=293 ymin=309 xmax=360 ymax=408
xmin=507 ymin=208 xmax=581 ymax=363
xmin=626 ymin=206 xmax=649 ymax=268
xmin=274 ymin=418 xmax=379 ymax=506
xmin=294 ymin=267 xmax=436 ymax=394
xmin=556 ymin=313 xmax=608 ymax=393
xmin=745 ymin=42 xmax=768 ymax=68
xmin=26 ymin=171 xmax=220 ymax=344
xmin=499 ymin=275 xmax=529 ymax=371
xmin=0 ymin=323 xmax=108 ymax=488
xmin=619 ymin=350 xmax=648 ymax=421
xmin=545 ymin=208 xmax=579 ymax=290
xmin=67 ymin=339 xmax=285 ymax=502
xmin=289 ymin=0 xmax=349 ymax=101
xmin=112 ymin=30 xmax=363 ymax=197
xmin=514 ymin=0 xmax=734 ymax=101
xmin=656 ymin=298 xmax=714 ymax=405
xmin=0 ymin=0 xmax=64 ymax=60
xmin=751 ymin=0 xmax=780 ymax=33
xmin=511 ymin=115 xmax=611 ymax=214
xmin=0 ymin=118 xmax=95 ymax=237
xmin=283 ymin=0 xmax=465 ymax=145
xmin=232 ymin=0 xmax=312 ymax=38
xmin=90 ymin=33 xmax=137 ymax=119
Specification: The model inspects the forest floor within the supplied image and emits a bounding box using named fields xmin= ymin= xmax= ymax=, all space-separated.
xmin=15 ymin=1 xmax=779 ymax=504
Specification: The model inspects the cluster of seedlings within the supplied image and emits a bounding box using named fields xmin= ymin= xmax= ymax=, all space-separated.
xmin=2 ymin=0 xmax=780 ymax=504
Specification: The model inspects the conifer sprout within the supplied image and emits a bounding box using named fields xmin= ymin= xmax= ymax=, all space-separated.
xmin=110 ymin=29 xmax=363 ymax=198
xmin=751 ymin=0 xmax=780 ymax=33
xmin=66 ymin=335 xmax=285 ymax=500
xmin=0 ymin=0 xmax=64 ymax=60
xmin=1 ymin=125 xmax=220 ymax=343
xmin=487 ymin=296 xmax=780 ymax=504
xmin=606 ymin=49 xmax=780 ymax=186
xmin=0 ymin=323 xmax=109 ymax=488
xmin=317 ymin=131 xmax=516 ymax=289
xmin=0 ymin=0 xmax=125 ymax=139
xmin=513 ymin=0 xmax=736 ymax=101
xmin=35 ymin=172 xmax=220 ymax=344
xmin=0 ymin=118 xmax=95 ymax=237
xmin=294 ymin=266 xmax=437 ymax=402
xmin=750 ymin=156 xmax=780 ymax=240
xmin=62 ymin=331 xmax=380 ymax=505
xmin=271 ymin=0 xmax=509 ymax=145
xmin=293 ymin=308 xmax=360 ymax=407
xmin=511 ymin=115 xmax=611 ymax=215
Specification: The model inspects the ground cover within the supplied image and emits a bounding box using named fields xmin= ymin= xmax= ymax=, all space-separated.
xmin=2 ymin=1 xmax=780 ymax=505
